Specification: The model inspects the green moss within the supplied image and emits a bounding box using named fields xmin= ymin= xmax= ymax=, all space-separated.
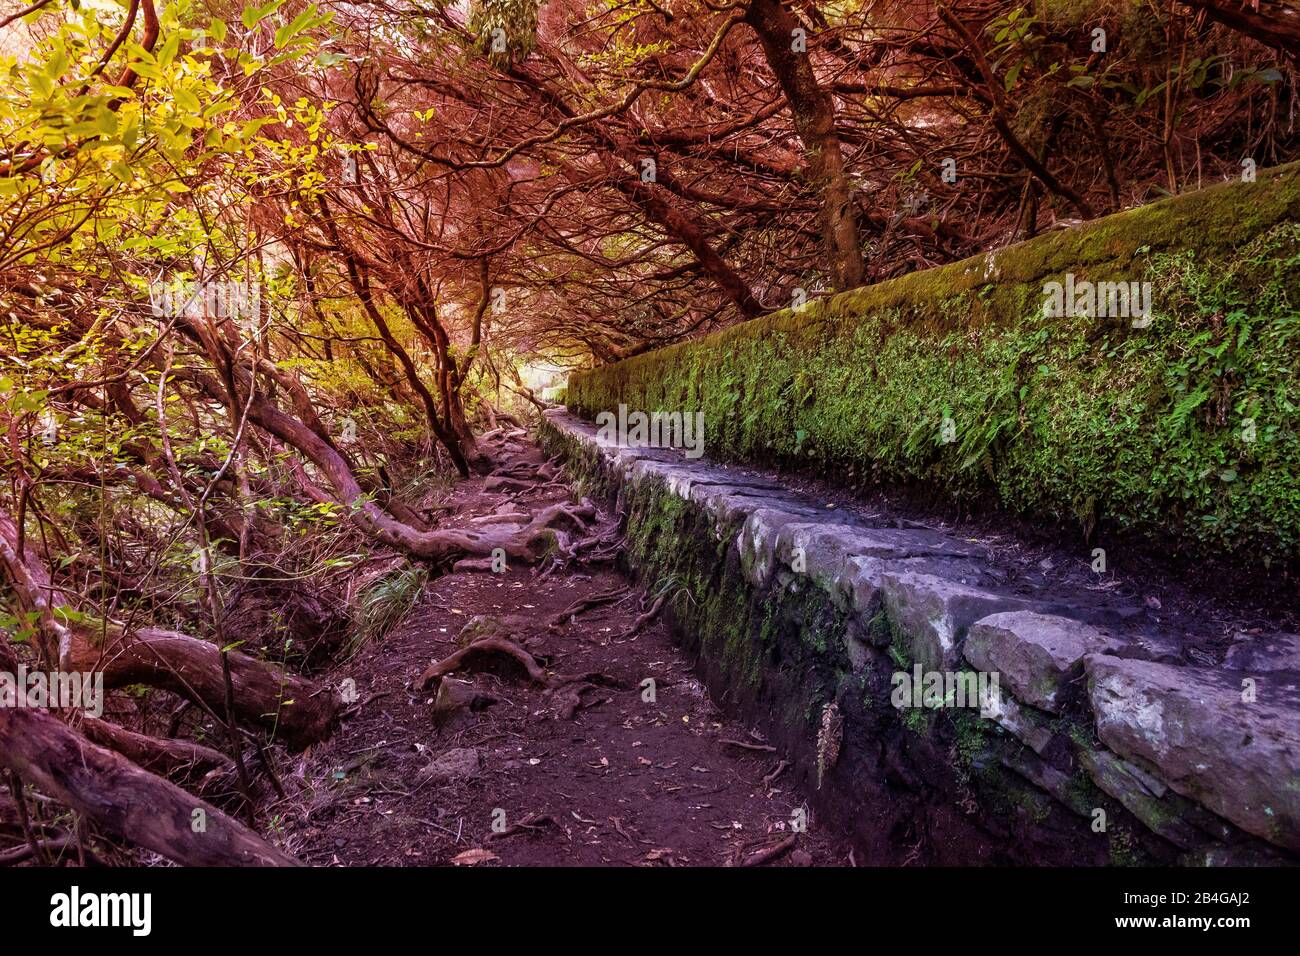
xmin=795 ymin=586 xmax=844 ymax=654
xmin=1065 ymin=768 xmax=1104 ymax=817
xmin=567 ymin=163 xmax=1300 ymax=565
xmin=952 ymin=709 xmax=992 ymax=770
xmin=901 ymin=705 xmax=932 ymax=736
xmin=1107 ymin=826 xmax=1146 ymax=867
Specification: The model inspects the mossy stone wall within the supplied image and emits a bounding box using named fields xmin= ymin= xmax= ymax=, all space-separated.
xmin=565 ymin=162 xmax=1300 ymax=565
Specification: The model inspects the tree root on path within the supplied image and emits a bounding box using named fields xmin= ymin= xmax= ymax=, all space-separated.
xmin=535 ymin=511 xmax=620 ymax=578
xmin=391 ymin=497 xmax=598 ymax=571
xmin=432 ymin=677 xmax=502 ymax=716
xmin=763 ymin=759 xmax=790 ymax=790
xmin=418 ymin=627 xmax=625 ymax=722
xmin=568 ymin=525 xmax=624 ymax=564
xmin=482 ymin=476 xmax=535 ymax=494
xmin=552 ymin=682 xmax=601 ymax=721
xmin=467 ymin=511 xmax=532 ymax=525
xmin=548 ymin=669 xmax=631 ymax=720
xmin=719 ymin=738 xmax=777 ymax=754
xmin=614 ymin=587 xmax=674 ymax=642
xmin=486 ymin=813 xmax=565 ymax=842
xmin=419 ymin=636 xmax=551 ymax=690
xmin=450 ymin=556 xmax=497 ymax=573
xmin=546 ymin=586 xmax=628 ymax=627
xmin=489 ymin=460 xmax=557 ymax=483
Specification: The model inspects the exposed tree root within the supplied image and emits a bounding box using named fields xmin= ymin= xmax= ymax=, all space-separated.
xmin=554 ymin=682 xmax=598 ymax=721
xmin=418 ymin=620 xmax=624 ymax=727
xmin=546 ymin=586 xmax=628 ymax=627
xmin=483 ymin=476 xmax=535 ymax=494
xmin=81 ymin=717 xmax=235 ymax=788
xmin=763 ymin=760 xmax=790 ymax=790
xmin=615 ymin=587 xmax=672 ymax=641
xmin=69 ymin=629 xmax=338 ymax=749
xmin=720 ymin=738 xmax=777 ymax=753
xmin=431 ymin=677 xmax=502 ymax=716
xmin=0 ymin=509 xmax=339 ymax=749
xmin=467 ymin=511 xmax=531 ymax=525
xmin=419 ymin=636 xmax=552 ymax=690
xmin=486 ymin=813 xmax=564 ymax=842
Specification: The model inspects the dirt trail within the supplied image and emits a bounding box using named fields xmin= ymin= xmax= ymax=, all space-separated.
xmin=283 ymin=432 xmax=847 ymax=867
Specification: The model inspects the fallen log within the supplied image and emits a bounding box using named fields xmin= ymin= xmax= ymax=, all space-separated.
xmin=0 ymin=706 xmax=299 ymax=866
xmin=69 ymin=628 xmax=337 ymax=749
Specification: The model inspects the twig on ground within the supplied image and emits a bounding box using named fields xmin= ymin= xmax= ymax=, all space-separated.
xmin=739 ymin=835 xmax=796 ymax=867
xmin=720 ymin=738 xmax=777 ymax=753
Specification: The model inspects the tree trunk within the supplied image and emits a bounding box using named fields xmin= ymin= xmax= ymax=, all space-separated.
xmin=745 ymin=0 xmax=865 ymax=291
xmin=81 ymin=716 xmax=235 ymax=784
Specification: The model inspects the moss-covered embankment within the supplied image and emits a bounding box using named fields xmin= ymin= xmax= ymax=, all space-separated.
xmin=566 ymin=163 xmax=1300 ymax=566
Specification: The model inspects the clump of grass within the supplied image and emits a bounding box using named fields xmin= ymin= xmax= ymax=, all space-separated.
xmin=349 ymin=564 xmax=427 ymax=656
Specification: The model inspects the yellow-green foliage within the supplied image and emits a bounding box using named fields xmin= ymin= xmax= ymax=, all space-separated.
xmin=567 ymin=163 xmax=1300 ymax=564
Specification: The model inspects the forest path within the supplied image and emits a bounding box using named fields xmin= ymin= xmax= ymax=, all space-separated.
xmin=282 ymin=430 xmax=848 ymax=867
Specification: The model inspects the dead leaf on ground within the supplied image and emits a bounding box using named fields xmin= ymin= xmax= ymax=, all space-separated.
xmin=451 ymin=848 xmax=500 ymax=866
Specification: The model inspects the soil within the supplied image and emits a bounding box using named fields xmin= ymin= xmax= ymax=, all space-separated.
xmin=280 ymin=432 xmax=848 ymax=867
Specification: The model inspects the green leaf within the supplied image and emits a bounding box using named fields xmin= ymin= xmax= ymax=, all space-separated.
xmin=174 ymin=87 xmax=201 ymax=114
xmin=275 ymin=5 xmax=318 ymax=49
xmin=157 ymin=31 xmax=181 ymax=69
xmin=241 ymin=0 xmax=284 ymax=30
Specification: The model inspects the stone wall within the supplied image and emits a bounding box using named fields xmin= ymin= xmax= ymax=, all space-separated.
xmin=541 ymin=409 xmax=1300 ymax=865
xmin=564 ymin=162 xmax=1300 ymax=567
